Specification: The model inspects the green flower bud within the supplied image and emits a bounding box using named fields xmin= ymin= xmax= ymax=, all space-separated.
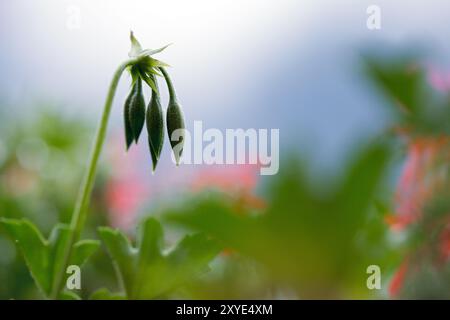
xmin=146 ymin=75 xmax=164 ymax=172
xmin=129 ymin=77 xmax=146 ymax=144
xmin=124 ymin=84 xmax=136 ymax=150
xmin=160 ymin=67 xmax=185 ymax=165
xmin=124 ymin=77 xmax=146 ymax=150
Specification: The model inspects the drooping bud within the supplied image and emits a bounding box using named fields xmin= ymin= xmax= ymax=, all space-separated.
xmin=124 ymin=81 xmax=136 ymax=150
xmin=129 ymin=77 xmax=146 ymax=144
xmin=146 ymin=75 xmax=164 ymax=171
xmin=160 ymin=67 xmax=185 ymax=165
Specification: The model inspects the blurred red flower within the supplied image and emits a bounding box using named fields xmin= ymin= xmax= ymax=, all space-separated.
xmin=439 ymin=222 xmax=450 ymax=262
xmin=427 ymin=66 xmax=450 ymax=93
xmin=389 ymin=259 xmax=409 ymax=298
xmin=104 ymin=133 xmax=150 ymax=230
xmin=388 ymin=135 xmax=450 ymax=297
xmin=191 ymin=164 xmax=266 ymax=212
xmin=105 ymin=178 xmax=148 ymax=230
xmin=389 ymin=136 xmax=450 ymax=230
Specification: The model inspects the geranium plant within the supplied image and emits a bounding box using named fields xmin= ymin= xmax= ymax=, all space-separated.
xmin=0 ymin=32 xmax=219 ymax=300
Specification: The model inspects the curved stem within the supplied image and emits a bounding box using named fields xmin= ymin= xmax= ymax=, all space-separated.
xmin=50 ymin=58 xmax=138 ymax=299
xmin=159 ymin=67 xmax=177 ymax=102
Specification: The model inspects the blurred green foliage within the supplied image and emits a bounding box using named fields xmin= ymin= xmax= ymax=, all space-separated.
xmin=0 ymin=106 xmax=399 ymax=299
xmin=166 ymin=143 xmax=397 ymax=299
xmin=0 ymin=109 xmax=116 ymax=299
xmin=3 ymin=48 xmax=450 ymax=299
xmin=363 ymin=51 xmax=450 ymax=135
xmin=0 ymin=108 xmax=222 ymax=300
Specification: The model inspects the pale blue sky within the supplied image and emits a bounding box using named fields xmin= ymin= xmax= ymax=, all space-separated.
xmin=1 ymin=0 xmax=450 ymax=172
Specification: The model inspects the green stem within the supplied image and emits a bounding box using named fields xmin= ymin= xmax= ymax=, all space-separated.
xmin=159 ymin=67 xmax=177 ymax=102
xmin=50 ymin=58 xmax=138 ymax=299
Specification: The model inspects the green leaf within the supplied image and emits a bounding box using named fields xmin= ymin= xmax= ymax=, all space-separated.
xmin=0 ymin=218 xmax=51 ymax=295
xmin=0 ymin=218 xmax=100 ymax=298
xmin=363 ymin=54 xmax=425 ymax=115
xmin=89 ymin=288 xmax=126 ymax=300
xmin=72 ymin=240 xmax=102 ymax=267
xmin=98 ymin=217 xmax=221 ymax=299
xmin=166 ymin=144 xmax=396 ymax=298
xmin=97 ymin=227 xmax=136 ymax=296
xmin=59 ymin=291 xmax=81 ymax=300
xmin=334 ymin=143 xmax=391 ymax=232
xmin=165 ymin=233 xmax=221 ymax=287
xmin=363 ymin=52 xmax=450 ymax=135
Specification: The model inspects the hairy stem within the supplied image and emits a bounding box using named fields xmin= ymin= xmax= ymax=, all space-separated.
xmin=50 ymin=58 xmax=138 ymax=299
xmin=159 ymin=67 xmax=178 ymax=102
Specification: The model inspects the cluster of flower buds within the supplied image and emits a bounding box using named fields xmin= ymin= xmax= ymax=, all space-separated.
xmin=124 ymin=32 xmax=185 ymax=171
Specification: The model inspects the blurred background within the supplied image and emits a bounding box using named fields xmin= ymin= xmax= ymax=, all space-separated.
xmin=1 ymin=0 xmax=450 ymax=299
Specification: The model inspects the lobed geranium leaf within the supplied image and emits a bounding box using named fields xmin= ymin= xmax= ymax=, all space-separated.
xmin=97 ymin=227 xmax=136 ymax=296
xmin=0 ymin=218 xmax=100 ymax=298
xmin=98 ymin=217 xmax=221 ymax=299
xmin=72 ymin=240 xmax=102 ymax=267
xmin=163 ymin=233 xmax=219 ymax=291
xmin=0 ymin=218 xmax=51 ymax=295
